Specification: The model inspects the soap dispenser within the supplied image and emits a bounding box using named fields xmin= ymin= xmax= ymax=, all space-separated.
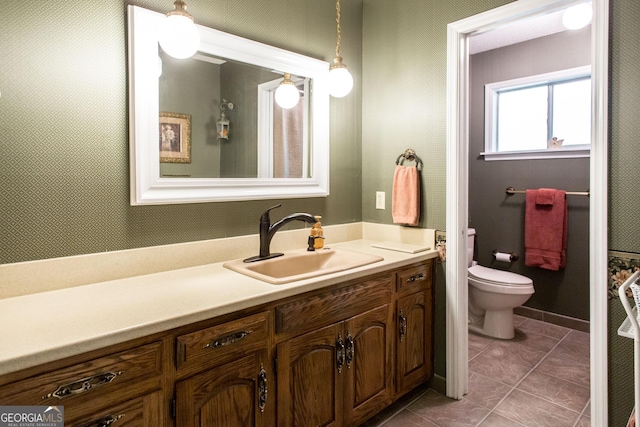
xmin=311 ymin=215 xmax=325 ymax=250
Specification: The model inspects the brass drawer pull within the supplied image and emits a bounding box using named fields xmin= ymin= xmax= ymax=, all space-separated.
xmin=42 ymin=371 xmax=124 ymax=399
xmin=258 ymin=364 xmax=267 ymax=413
xmin=399 ymin=311 xmax=407 ymax=342
xmin=406 ymin=273 xmax=425 ymax=283
xmin=79 ymin=413 xmax=126 ymax=427
xmin=203 ymin=330 xmax=253 ymax=349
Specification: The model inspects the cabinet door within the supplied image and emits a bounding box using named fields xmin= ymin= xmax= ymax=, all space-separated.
xmin=277 ymin=323 xmax=343 ymax=427
xmin=175 ymin=350 xmax=273 ymax=427
xmin=343 ymin=304 xmax=393 ymax=426
xmin=396 ymin=291 xmax=433 ymax=394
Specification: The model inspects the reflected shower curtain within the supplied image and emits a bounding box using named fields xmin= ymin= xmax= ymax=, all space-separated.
xmin=273 ymin=97 xmax=304 ymax=178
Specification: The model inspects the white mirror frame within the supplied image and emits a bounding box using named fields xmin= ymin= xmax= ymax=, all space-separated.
xmin=127 ymin=6 xmax=330 ymax=205
xmin=446 ymin=0 xmax=608 ymax=424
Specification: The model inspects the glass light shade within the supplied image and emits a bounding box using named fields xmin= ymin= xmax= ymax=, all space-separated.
xmin=328 ymin=65 xmax=353 ymax=98
xmin=275 ymin=80 xmax=300 ymax=109
xmin=562 ymin=3 xmax=592 ymax=30
xmin=158 ymin=14 xmax=200 ymax=59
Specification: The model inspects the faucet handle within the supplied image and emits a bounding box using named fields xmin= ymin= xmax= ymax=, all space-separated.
xmin=260 ymin=204 xmax=282 ymax=222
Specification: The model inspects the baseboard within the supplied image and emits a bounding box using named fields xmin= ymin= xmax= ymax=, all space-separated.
xmin=428 ymin=373 xmax=447 ymax=395
xmin=514 ymin=306 xmax=589 ymax=333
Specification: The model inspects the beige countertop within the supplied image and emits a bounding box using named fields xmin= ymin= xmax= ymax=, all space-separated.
xmin=0 ymin=239 xmax=438 ymax=377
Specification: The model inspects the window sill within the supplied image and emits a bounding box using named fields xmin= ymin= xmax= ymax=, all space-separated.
xmin=480 ymin=147 xmax=590 ymax=161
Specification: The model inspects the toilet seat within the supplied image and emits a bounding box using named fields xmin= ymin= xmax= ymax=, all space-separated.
xmin=468 ymin=265 xmax=534 ymax=295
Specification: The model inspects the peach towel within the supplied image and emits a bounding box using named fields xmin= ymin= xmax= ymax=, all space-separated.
xmin=524 ymin=188 xmax=567 ymax=271
xmin=392 ymin=165 xmax=420 ymax=226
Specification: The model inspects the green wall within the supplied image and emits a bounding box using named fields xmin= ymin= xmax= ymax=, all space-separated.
xmin=361 ymin=1 xmax=639 ymax=424
xmin=2 ymin=0 xmax=640 ymax=424
xmin=608 ymin=1 xmax=640 ymax=425
xmin=0 ymin=0 xmax=363 ymax=264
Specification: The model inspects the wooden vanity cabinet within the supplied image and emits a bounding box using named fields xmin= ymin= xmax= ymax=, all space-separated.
xmin=0 ymin=341 xmax=164 ymax=426
xmin=173 ymin=311 xmax=275 ymax=427
xmin=0 ymin=258 xmax=434 ymax=427
xmin=275 ymin=274 xmax=395 ymax=427
xmin=395 ymin=262 xmax=434 ymax=395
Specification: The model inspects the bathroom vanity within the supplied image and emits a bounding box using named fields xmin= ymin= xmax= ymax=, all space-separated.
xmin=0 ymin=239 xmax=436 ymax=426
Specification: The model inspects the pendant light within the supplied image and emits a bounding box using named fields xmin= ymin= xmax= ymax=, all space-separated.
xmin=275 ymin=73 xmax=301 ymax=109
xmin=158 ymin=0 xmax=200 ymax=59
xmin=328 ymin=0 xmax=353 ymax=98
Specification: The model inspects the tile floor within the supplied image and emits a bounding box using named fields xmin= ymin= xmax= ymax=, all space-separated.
xmin=361 ymin=315 xmax=591 ymax=427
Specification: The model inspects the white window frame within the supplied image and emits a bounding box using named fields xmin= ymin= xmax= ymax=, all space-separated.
xmin=482 ymin=65 xmax=591 ymax=161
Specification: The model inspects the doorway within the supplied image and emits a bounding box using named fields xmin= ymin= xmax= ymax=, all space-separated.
xmin=445 ymin=0 xmax=609 ymax=424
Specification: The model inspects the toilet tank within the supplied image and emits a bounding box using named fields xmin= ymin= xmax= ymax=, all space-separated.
xmin=467 ymin=228 xmax=475 ymax=267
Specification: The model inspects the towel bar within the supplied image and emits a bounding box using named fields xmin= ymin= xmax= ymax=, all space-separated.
xmin=505 ymin=186 xmax=589 ymax=196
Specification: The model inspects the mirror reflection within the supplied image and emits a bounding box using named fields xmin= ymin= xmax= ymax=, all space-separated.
xmin=127 ymin=5 xmax=330 ymax=205
xmin=159 ymin=51 xmax=311 ymax=179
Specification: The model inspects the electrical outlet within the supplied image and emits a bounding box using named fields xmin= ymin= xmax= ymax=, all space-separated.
xmin=435 ymin=230 xmax=446 ymax=244
xmin=376 ymin=191 xmax=385 ymax=209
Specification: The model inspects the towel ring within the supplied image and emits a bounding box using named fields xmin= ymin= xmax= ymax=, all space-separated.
xmin=396 ymin=148 xmax=423 ymax=170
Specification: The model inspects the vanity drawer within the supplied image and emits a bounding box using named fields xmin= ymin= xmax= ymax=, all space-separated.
xmin=176 ymin=311 xmax=270 ymax=373
xmin=276 ymin=274 xmax=392 ymax=337
xmin=66 ymin=390 xmax=162 ymax=427
xmin=0 ymin=342 xmax=162 ymax=408
xmin=396 ymin=261 xmax=433 ymax=294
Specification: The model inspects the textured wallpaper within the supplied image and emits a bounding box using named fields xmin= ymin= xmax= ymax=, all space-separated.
xmin=2 ymin=0 xmax=640 ymax=423
xmin=0 ymin=0 xmax=363 ymax=264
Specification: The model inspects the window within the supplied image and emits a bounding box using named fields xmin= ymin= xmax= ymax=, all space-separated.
xmin=483 ymin=66 xmax=591 ymax=160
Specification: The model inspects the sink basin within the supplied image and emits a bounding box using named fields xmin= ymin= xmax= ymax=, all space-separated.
xmin=223 ymin=248 xmax=384 ymax=284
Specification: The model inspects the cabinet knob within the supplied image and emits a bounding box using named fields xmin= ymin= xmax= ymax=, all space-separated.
xmin=345 ymin=332 xmax=354 ymax=369
xmin=406 ymin=273 xmax=425 ymax=283
xmin=203 ymin=330 xmax=253 ymax=350
xmin=399 ymin=311 xmax=407 ymax=342
xmin=258 ymin=363 xmax=268 ymax=413
xmin=79 ymin=413 xmax=126 ymax=427
xmin=336 ymin=334 xmax=345 ymax=373
xmin=42 ymin=371 xmax=124 ymax=400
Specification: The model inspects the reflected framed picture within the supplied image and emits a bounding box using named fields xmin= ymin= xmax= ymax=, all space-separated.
xmin=159 ymin=112 xmax=191 ymax=163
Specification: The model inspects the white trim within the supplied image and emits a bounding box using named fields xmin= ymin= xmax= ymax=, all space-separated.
xmin=257 ymin=79 xmax=279 ymax=178
xmin=128 ymin=6 xmax=330 ymax=205
xmin=589 ymin=0 xmax=609 ymax=424
xmin=446 ymin=2 xmax=608 ymax=425
xmin=480 ymin=147 xmax=590 ymax=161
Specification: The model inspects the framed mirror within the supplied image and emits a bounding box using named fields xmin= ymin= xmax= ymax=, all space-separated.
xmin=128 ymin=5 xmax=330 ymax=205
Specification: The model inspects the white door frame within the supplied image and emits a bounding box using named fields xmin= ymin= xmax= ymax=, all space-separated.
xmin=445 ymin=0 xmax=609 ymax=424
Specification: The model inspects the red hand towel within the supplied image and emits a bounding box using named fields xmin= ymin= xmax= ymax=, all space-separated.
xmin=524 ymin=189 xmax=567 ymax=271
xmin=392 ymin=165 xmax=420 ymax=226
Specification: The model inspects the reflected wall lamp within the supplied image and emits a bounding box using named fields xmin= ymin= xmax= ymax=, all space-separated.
xmin=328 ymin=0 xmax=353 ymax=98
xmin=158 ymin=0 xmax=200 ymax=59
xmin=562 ymin=2 xmax=592 ymax=30
xmin=275 ymin=73 xmax=301 ymax=109
xmin=217 ymin=99 xmax=234 ymax=140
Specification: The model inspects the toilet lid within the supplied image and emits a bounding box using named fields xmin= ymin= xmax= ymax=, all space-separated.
xmin=468 ymin=265 xmax=532 ymax=286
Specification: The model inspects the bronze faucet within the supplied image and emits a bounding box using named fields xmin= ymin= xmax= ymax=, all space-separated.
xmin=244 ymin=204 xmax=317 ymax=262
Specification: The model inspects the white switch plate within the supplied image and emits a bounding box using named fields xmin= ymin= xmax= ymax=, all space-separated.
xmin=376 ymin=191 xmax=385 ymax=209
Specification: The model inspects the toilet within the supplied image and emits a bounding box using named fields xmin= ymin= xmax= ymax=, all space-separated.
xmin=467 ymin=229 xmax=534 ymax=339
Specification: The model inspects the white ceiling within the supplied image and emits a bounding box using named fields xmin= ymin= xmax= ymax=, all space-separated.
xmin=469 ymin=7 xmax=584 ymax=55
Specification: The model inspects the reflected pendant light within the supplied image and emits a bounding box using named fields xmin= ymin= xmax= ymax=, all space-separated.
xmin=275 ymin=73 xmax=300 ymax=109
xmin=328 ymin=0 xmax=353 ymax=98
xmin=158 ymin=0 xmax=200 ymax=59
xmin=562 ymin=3 xmax=593 ymax=30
